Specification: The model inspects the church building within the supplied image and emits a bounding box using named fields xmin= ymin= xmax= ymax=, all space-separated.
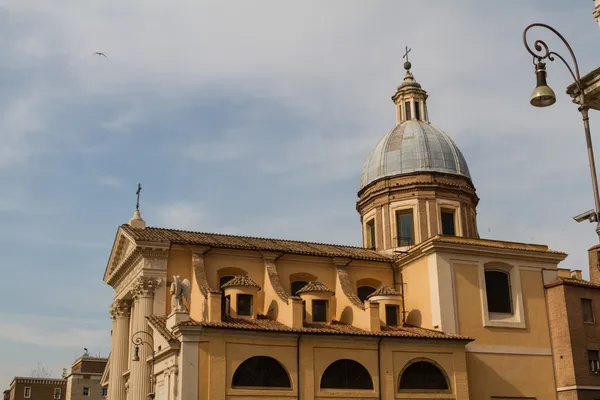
xmin=101 ymin=61 xmax=567 ymax=400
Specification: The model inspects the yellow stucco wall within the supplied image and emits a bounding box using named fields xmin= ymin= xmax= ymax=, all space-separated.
xmin=454 ymin=264 xmax=551 ymax=348
xmin=195 ymin=332 xmax=469 ymax=400
xmin=165 ymin=247 xmax=193 ymax=314
xmin=400 ymin=256 xmax=432 ymax=328
xmin=466 ymin=352 xmax=556 ymax=399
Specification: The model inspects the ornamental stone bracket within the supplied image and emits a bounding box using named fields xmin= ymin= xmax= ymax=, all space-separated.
xmin=262 ymin=252 xmax=289 ymax=304
xmin=192 ymin=249 xmax=218 ymax=298
xmin=333 ymin=257 xmax=365 ymax=310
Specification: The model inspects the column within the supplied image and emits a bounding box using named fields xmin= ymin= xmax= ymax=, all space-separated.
xmin=130 ymin=277 xmax=159 ymax=400
xmin=108 ymin=299 xmax=132 ymax=400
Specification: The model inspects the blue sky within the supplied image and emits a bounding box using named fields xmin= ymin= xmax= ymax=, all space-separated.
xmin=0 ymin=0 xmax=599 ymax=387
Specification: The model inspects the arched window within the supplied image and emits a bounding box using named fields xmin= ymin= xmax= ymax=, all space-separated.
xmin=232 ymin=356 xmax=291 ymax=388
xmin=291 ymin=281 xmax=308 ymax=296
xmin=484 ymin=270 xmax=512 ymax=314
xmin=320 ymin=359 xmax=373 ymax=390
xmin=357 ymin=286 xmax=376 ymax=302
xmin=399 ymin=360 xmax=449 ymax=391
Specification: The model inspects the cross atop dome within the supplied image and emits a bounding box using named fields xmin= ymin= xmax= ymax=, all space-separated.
xmin=391 ymin=50 xmax=429 ymax=124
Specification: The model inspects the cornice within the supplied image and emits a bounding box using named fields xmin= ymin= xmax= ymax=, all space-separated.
xmin=395 ymin=236 xmax=567 ymax=267
xmin=107 ymin=247 xmax=169 ymax=289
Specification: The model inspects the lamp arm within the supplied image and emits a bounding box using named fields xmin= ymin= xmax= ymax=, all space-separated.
xmin=523 ymin=23 xmax=584 ymax=97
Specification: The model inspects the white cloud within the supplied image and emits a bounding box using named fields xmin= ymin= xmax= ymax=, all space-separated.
xmin=154 ymin=201 xmax=205 ymax=231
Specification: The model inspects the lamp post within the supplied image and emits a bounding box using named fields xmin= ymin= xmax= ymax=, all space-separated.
xmin=523 ymin=23 xmax=600 ymax=242
xmin=131 ymin=330 xmax=156 ymax=400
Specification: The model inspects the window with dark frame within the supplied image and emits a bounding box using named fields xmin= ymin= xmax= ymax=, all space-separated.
xmin=385 ymin=304 xmax=399 ymax=327
xmin=357 ymin=286 xmax=376 ymax=302
xmin=320 ymin=359 xmax=374 ymax=389
xmin=589 ymin=350 xmax=600 ymax=372
xmin=54 ymin=388 xmax=61 ymax=400
xmin=396 ymin=209 xmax=414 ymax=247
xmin=232 ymin=356 xmax=291 ymax=388
xmin=366 ymin=218 xmax=376 ymax=249
xmin=399 ymin=361 xmax=449 ymax=390
xmin=405 ymin=101 xmax=411 ymax=121
xmin=441 ymin=210 xmax=456 ymax=236
xmin=24 ymin=388 xmax=31 ymax=399
xmin=237 ymin=294 xmax=253 ymax=316
xmin=414 ymin=101 xmax=421 ymax=120
xmin=484 ymin=270 xmax=512 ymax=314
xmin=312 ymin=299 xmax=328 ymax=322
xmin=583 ymin=298 xmax=595 ymax=323
xmin=102 ymin=388 xmax=108 ymax=397
xmin=83 ymin=388 xmax=90 ymax=397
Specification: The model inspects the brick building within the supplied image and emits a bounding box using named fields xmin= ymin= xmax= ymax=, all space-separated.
xmin=8 ymin=377 xmax=66 ymax=400
xmin=547 ymin=245 xmax=600 ymax=399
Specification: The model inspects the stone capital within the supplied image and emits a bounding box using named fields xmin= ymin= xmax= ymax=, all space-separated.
xmin=109 ymin=299 xmax=132 ymax=319
xmin=133 ymin=276 xmax=160 ymax=299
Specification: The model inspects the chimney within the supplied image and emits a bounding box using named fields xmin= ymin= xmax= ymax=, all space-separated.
xmin=589 ymin=245 xmax=600 ymax=284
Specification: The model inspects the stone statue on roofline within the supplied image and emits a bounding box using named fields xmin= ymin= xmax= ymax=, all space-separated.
xmin=170 ymin=275 xmax=191 ymax=313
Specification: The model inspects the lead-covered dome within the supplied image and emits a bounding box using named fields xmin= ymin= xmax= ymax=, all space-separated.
xmin=359 ymin=120 xmax=471 ymax=189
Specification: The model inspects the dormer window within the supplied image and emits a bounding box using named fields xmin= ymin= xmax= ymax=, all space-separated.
xmin=313 ymin=300 xmax=328 ymax=322
xmin=385 ymin=304 xmax=399 ymax=327
xmin=237 ymin=294 xmax=253 ymax=316
xmin=221 ymin=275 xmax=261 ymax=319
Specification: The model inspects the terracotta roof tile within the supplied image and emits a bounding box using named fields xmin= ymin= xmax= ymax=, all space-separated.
xmin=176 ymin=314 xmax=472 ymax=341
xmin=367 ymin=284 xmax=401 ymax=298
xmin=545 ymin=277 xmax=600 ymax=290
xmin=147 ymin=315 xmax=177 ymax=342
xmin=122 ymin=225 xmax=392 ymax=262
xmin=296 ymin=281 xmax=333 ymax=294
xmin=221 ymin=275 xmax=261 ymax=289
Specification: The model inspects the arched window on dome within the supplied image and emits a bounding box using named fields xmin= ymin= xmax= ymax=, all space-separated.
xmin=320 ymin=359 xmax=373 ymax=390
xmin=231 ymin=356 xmax=291 ymax=389
xmin=398 ymin=359 xmax=450 ymax=391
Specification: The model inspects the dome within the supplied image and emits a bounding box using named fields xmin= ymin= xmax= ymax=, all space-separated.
xmin=360 ymin=120 xmax=471 ymax=189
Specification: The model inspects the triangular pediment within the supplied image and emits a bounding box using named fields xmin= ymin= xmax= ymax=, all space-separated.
xmin=103 ymin=227 xmax=138 ymax=282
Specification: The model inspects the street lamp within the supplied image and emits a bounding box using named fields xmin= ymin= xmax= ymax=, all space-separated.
xmin=523 ymin=23 xmax=600 ymax=241
xmin=131 ymin=330 xmax=156 ymax=399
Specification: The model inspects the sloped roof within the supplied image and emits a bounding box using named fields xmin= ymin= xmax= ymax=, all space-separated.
xmin=367 ymin=284 xmax=401 ymax=298
xmin=221 ymin=275 xmax=261 ymax=289
xmin=147 ymin=315 xmax=177 ymax=342
xmin=175 ymin=314 xmax=471 ymax=341
xmin=545 ymin=277 xmax=600 ymax=290
xmin=121 ymin=225 xmax=392 ymax=262
xmin=296 ymin=281 xmax=334 ymax=294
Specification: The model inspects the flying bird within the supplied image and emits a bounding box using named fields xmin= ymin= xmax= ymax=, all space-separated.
xmin=92 ymin=52 xmax=107 ymax=58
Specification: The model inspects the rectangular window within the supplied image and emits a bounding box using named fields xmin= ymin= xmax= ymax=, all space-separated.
xmin=485 ymin=270 xmax=512 ymax=314
xmin=385 ymin=304 xmax=399 ymax=327
xmin=441 ymin=210 xmax=456 ymax=236
xmin=396 ymin=209 xmax=414 ymax=247
xmin=102 ymin=388 xmax=108 ymax=397
xmin=54 ymin=388 xmax=61 ymax=400
xmin=583 ymin=298 xmax=595 ymax=323
xmin=237 ymin=294 xmax=253 ymax=316
xmin=366 ymin=218 xmax=376 ymax=249
xmin=313 ymin=300 xmax=328 ymax=322
xmin=24 ymin=388 xmax=31 ymax=399
xmin=414 ymin=101 xmax=420 ymax=120
xmin=404 ymin=101 xmax=411 ymax=120
xmin=83 ymin=388 xmax=90 ymax=397
xmin=590 ymin=350 xmax=600 ymax=372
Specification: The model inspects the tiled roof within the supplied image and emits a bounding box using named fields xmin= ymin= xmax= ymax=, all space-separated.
xmin=176 ymin=315 xmax=472 ymax=341
xmin=367 ymin=284 xmax=401 ymax=298
xmin=221 ymin=275 xmax=261 ymax=289
xmin=296 ymin=281 xmax=334 ymax=294
xmin=147 ymin=315 xmax=177 ymax=342
xmin=545 ymin=277 xmax=600 ymax=290
xmin=121 ymin=225 xmax=392 ymax=262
